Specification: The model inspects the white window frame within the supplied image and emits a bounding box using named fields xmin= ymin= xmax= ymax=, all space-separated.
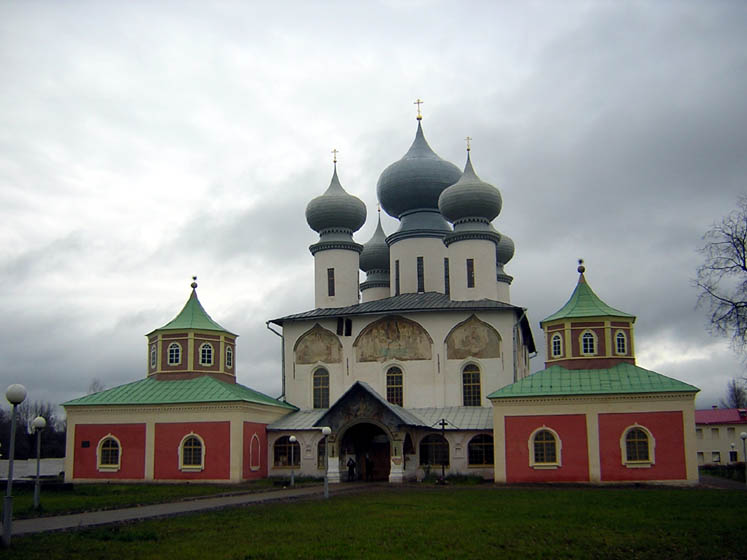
xmin=614 ymin=330 xmax=627 ymax=355
xmin=528 ymin=426 xmax=562 ymax=469
xmin=226 ymin=345 xmax=234 ymax=369
xmin=150 ymin=343 xmax=157 ymax=369
xmin=178 ymin=432 xmax=206 ymax=472
xmin=249 ymin=433 xmax=261 ymax=472
xmin=620 ymin=424 xmax=655 ymax=468
xmin=551 ymin=333 xmax=563 ymax=358
xmin=97 ymin=434 xmax=122 ymax=472
xmin=579 ymin=330 xmax=597 ymax=356
xmin=167 ymin=342 xmax=182 ymax=366
xmin=199 ymin=342 xmax=214 ymax=366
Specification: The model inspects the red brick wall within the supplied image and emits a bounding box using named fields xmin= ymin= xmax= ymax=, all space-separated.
xmin=73 ymin=423 xmax=146 ymax=479
xmin=598 ymin=411 xmax=686 ymax=481
xmin=154 ymin=421 xmax=231 ymax=480
xmin=504 ymin=414 xmax=589 ymax=482
xmin=243 ymin=422 xmax=268 ymax=479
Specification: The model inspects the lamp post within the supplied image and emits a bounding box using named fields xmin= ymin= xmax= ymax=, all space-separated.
xmin=289 ymin=435 xmax=297 ymax=488
xmin=740 ymin=432 xmax=747 ymax=486
xmin=2 ymin=384 xmax=27 ymax=548
xmin=321 ymin=427 xmax=331 ymax=499
xmin=32 ymin=416 xmax=46 ymax=510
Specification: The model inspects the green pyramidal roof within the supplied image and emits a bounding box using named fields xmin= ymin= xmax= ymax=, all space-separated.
xmin=63 ymin=376 xmax=296 ymax=409
xmin=488 ymin=363 xmax=698 ymax=399
xmin=149 ymin=286 xmax=235 ymax=335
xmin=541 ymin=273 xmax=634 ymax=324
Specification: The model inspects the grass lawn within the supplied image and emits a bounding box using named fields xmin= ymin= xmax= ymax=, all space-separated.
xmin=1 ymin=478 xmax=309 ymax=519
xmin=6 ymin=486 xmax=746 ymax=559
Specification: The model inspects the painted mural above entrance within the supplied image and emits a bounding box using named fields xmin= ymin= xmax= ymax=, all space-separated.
xmin=354 ymin=316 xmax=432 ymax=362
xmin=294 ymin=324 xmax=342 ymax=364
xmin=445 ymin=314 xmax=501 ymax=360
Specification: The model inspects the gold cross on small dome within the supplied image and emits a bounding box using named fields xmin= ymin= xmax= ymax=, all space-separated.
xmin=414 ymin=98 xmax=424 ymax=120
xmin=331 ymin=148 xmax=338 ymax=164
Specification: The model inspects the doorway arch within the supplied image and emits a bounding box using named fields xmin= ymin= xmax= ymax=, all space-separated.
xmin=339 ymin=422 xmax=391 ymax=481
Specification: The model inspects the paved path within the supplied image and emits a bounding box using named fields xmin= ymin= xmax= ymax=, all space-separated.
xmin=12 ymin=482 xmax=375 ymax=537
xmin=698 ymin=474 xmax=747 ymax=490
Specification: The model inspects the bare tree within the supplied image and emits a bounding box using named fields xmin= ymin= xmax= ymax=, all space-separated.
xmin=720 ymin=378 xmax=747 ymax=409
xmin=696 ymin=196 xmax=747 ymax=353
xmin=87 ymin=378 xmax=106 ymax=394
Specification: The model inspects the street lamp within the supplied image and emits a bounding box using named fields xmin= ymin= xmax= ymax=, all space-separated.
xmin=740 ymin=432 xmax=747 ymax=487
xmin=289 ymin=435 xmax=297 ymax=488
xmin=2 ymin=383 xmax=27 ymax=548
xmin=321 ymin=427 xmax=331 ymax=499
xmin=32 ymin=416 xmax=47 ymax=510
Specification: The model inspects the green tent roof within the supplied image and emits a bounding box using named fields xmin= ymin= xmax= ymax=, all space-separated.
xmin=149 ymin=287 xmax=235 ymax=335
xmin=63 ymin=375 xmax=296 ymax=409
xmin=487 ymin=363 xmax=699 ymax=399
xmin=541 ymin=273 xmax=634 ymax=324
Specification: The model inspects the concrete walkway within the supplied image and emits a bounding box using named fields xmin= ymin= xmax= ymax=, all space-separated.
xmin=12 ymin=482 xmax=374 ymax=537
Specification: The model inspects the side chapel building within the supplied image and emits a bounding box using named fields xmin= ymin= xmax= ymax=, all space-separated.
xmin=63 ymin=112 xmax=699 ymax=485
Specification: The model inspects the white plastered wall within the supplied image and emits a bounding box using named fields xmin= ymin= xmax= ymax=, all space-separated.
xmin=389 ymin=237 xmax=447 ymax=295
xmin=314 ymin=249 xmax=360 ymax=308
xmin=447 ymin=239 xmax=498 ymax=302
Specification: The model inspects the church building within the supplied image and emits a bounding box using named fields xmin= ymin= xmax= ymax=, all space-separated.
xmin=62 ymin=109 xmax=698 ymax=485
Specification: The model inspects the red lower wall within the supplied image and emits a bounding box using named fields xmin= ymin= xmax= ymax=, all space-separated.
xmin=598 ymin=411 xmax=686 ymax=481
xmin=154 ymin=421 xmax=231 ymax=480
xmin=505 ymin=414 xmax=589 ymax=483
xmin=243 ymin=422 xmax=268 ymax=479
xmin=73 ymin=423 xmax=146 ymax=479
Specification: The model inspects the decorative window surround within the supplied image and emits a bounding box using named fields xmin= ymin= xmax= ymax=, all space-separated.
xmin=580 ymin=330 xmax=597 ymax=356
xmin=620 ymin=425 xmax=655 ymax=468
xmin=200 ymin=343 xmax=214 ymax=366
xmin=226 ymin=346 xmax=234 ymax=369
xmin=168 ymin=342 xmax=182 ymax=366
xmin=179 ymin=432 xmax=206 ymax=472
xmin=551 ymin=333 xmax=563 ymax=358
xmin=529 ymin=427 xmax=561 ymax=469
xmin=615 ymin=331 xmax=627 ymax=355
xmin=97 ymin=434 xmax=122 ymax=472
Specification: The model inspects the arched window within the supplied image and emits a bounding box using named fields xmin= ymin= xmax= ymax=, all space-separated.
xmin=313 ymin=368 xmax=329 ymax=408
xmin=200 ymin=343 xmax=213 ymax=366
xmin=226 ymin=346 xmax=233 ymax=369
xmin=97 ymin=435 xmax=121 ymax=471
xmin=180 ymin=434 xmax=205 ymax=471
xmin=168 ymin=342 xmax=181 ymax=365
xmin=616 ymin=331 xmax=627 ymax=355
xmin=150 ymin=344 xmax=157 ymax=369
xmin=468 ymin=434 xmax=494 ymax=466
xmin=551 ymin=333 xmax=562 ymax=358
xmin=317 ymin=438 xmax=327 ymax=469
xmin=529 ymin=428 xmax=561 ymax=468
xmin=249 ymin=433 xmax=261 ymax=472
xmin=462 ymin=364 xmax=481 ymax=407
xmin=419 ymin=434 xmax=449 ymax=466
xmin=623 ymin=426 xmax=654 ymax=465
xmin=386 ymin=366 xmax=403 ymax=406
xmin=274 ymin=435 xmax=300 ymax=467
xmin=581 ymin=331 xmax=596 ymax=355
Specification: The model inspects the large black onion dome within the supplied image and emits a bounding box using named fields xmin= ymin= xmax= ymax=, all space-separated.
xmin=306 ymin=166 xmax=367 ymax=234
xmin=438 ymin=153 xmax=502 ymax=224
xmin=360 ymin=213 xmax=389 ymax=272
xmin=376 ymin=122 xmax=462 ymax=219
xmin=496 ymin=232 xmax=515 ymax=265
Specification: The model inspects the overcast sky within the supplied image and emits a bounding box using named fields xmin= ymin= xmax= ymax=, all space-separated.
xmin=1 ymin=1 xmax=745 ymax=412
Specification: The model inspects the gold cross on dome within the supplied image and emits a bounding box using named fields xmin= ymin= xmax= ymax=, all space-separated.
xmin=414 ymin=98 xmax=424 ymax=120
xmin=465 ymin=136 xmax=472 ymax=151
xmin=331 ymin=148 xmax=338 ymax=163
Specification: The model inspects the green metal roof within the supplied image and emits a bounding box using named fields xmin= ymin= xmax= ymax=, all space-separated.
xmin=541 ymin=273 xmax=634 ymax=324
xmin=63 ymin=375 xmax=296 ymax=409
xmin=149 ymin=287 xmax=235 ymax=335
xmin=487 ymin=363 xmax=699 ymax=399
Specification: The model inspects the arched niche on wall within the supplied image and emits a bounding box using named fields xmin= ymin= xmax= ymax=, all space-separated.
xmin=445 ymin=314 xmax=501 ymax=360
xmin=353 ymin=315 xmax=433 ymax=363
xmin=294 ymin=323 xmax=343 ymax=364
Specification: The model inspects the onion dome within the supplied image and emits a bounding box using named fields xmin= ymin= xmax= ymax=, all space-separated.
xmin=306 ymin=165 xmax=367 ymax=235
xmin=377 ymin=122 xmax=462 ymax=220
xmin=495 ymin=232 xmax=515 ymax=265
xmin=438 ymin=153 xmax=502 ymax=225
xmin=360 ymin=211 xmax=390 ymax=273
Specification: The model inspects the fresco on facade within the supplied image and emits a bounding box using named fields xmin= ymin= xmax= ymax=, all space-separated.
xmin=294 ymin=324 xmax=342 ymax=364
xmin=445 ymin=315 xmax=501 ymax=359
xmin=354 ymin=316 xmax=432 ymax=362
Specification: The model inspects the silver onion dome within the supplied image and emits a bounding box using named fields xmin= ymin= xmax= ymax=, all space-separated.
xmin=495 ymin=232 xmax=515 ymax=265
xmin=306 ymin=165 xmax=367 ymax=234
xmin=438 ymin=153 xmax=502 ymax=224
xmin=359 ymin=212 xmax=390 ymax=272
xmin=376 ymin=122 xmax=462 ymax=219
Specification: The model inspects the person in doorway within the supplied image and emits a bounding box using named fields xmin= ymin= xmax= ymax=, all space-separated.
xmin=346 ymin=457 xmax=356 ymax=482
xmin=365 ymin=454 xmax=374 ymax=481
